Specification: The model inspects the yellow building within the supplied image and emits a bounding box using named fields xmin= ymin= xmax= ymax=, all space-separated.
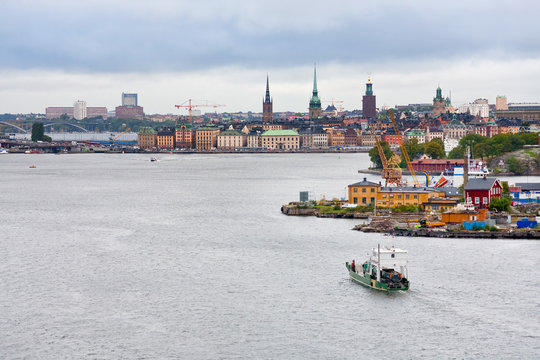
xmin=376 ymin=187 xmax=446 ymax=207
xmin=196 ymin=125 xmax=220 ymax=150
xmin=421 ymin=197 xmax=459 ymax=212
xmin=348 ymin=178 xmax=381 ymax=205
xmin=217 ymin=129 xmax=246 ymax=150
xmin=156 ymin=128 xmax=175 ymax=149
xmin=261 ymin=129 xmax=300 ymax=150
xmin=137 ymin=127 xmax=157 ymax=150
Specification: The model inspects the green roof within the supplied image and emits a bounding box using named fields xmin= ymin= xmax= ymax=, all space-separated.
xmin=405 ymin=129 xmax=425 ymax=136
xmin=261 ymin=129 xmax=299 ymax=136
xmin=197 ymin=126 xmax=220 ymax=131
xmin=138 ymin=127 xmax=156 ymax=135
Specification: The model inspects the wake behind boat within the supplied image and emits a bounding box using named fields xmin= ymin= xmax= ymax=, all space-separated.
xmin=346 ymin=244 xmax=409 ymax=292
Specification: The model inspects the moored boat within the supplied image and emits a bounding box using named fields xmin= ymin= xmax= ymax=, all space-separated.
xmin=346 ymin=244 xmax=409 ymax=292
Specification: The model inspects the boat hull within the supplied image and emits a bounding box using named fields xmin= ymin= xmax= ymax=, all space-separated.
xmin=346 ymin=262 xmax=409 ymax=292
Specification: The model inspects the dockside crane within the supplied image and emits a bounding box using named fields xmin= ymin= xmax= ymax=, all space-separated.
xmin=174 ymin=99 xmax=225 ymax=124
xmin=374 ymin=131 xmax=402 ymax=186
xmin=387 ymin=109 xmax=420 ymax=185
xmin=110 ymin=128 xmax=131 ymax=144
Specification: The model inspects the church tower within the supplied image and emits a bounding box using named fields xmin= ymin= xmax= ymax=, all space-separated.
xmin=309 ymin=65 xmax=322 ymax=119
xmin=362 ymin=77 xmax=376 ymax=120
xmin=262 ymin=75 xmax=273 ymax=122
xmin=432 ymin=85 xmax=445 ymax=117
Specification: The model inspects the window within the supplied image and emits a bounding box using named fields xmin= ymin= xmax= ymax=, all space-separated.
xmin=353 ymin=197 xmax=358 ymax=204
xmin=398 ymin=195 xmax=402 ymax=199
xmin=371 ymin=188 xmax=375 ymax=192
xmin=406 ymin=194 xmax=410 ymax=199
xmin=362 ymin=188 xmax=366 ymax=193
xmin=483 ymin=197 xmax=488 ymax=204
xmin=475 ymin=197 xmax=480 ymax=204
xmin=353 ymin=188 xmax=357 ymax=193
xmin=362 ymin=197 xmax=366 ymax=204
xmin=371 ymin=197 xmax=375 ymax=203
xmin=413 ymin=195 xmax=418 ymax=199
xmin=382 ymin=195 xmax=387 ymax=198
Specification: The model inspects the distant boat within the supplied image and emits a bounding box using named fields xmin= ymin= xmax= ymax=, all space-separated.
xmin=346 ymin=244 xmax=410 ymax=292
xmin=150 ymin=157 xmax=158 ymax=162
xmin=29 ymin=165 xmax=36 ymax=168
xmin=0 ymin=148 xmax=8 ymax=154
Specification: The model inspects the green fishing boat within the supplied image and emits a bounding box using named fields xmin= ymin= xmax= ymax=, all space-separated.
xmin=346 ymin=244 xmax=409 ymax=292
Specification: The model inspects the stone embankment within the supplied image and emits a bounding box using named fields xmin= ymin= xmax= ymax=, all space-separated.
xmin=281 ymin=205 xmax=370 ymax=219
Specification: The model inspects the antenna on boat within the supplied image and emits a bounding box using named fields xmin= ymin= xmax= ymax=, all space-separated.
xmin=377 ymin=244 xmax=381 ymax=283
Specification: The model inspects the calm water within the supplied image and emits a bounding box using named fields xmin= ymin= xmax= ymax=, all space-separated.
xmin=1 ymin=153 xmax=539 ymax=359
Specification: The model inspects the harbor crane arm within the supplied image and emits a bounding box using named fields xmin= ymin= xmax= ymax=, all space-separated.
xmin=174 ymin=99 xmax=226 ymax=124
xmin=387 ymin=109 xmax=419 ymax=185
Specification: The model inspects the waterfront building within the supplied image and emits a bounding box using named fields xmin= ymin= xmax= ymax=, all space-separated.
xmin=362 ymin=77 xmax=376 ymax=120
xmin=432 ymin=86 xmax=445 ymax=117
xmin=299 ymin=130 xmax=313 ymax=148
xmin=383 ymin=129 xmax=404 ymax=146
xmin=262 ymin=75 xmax=273 ymax=122
xmin=411 ymin=158 xmax=465 ymax=173
xmin=308 ymin=65 xmax=322 ymax=119
xmin=122 ymin=93 xmax=138 ymax=106
xmin=195 ymin=125 xmax=220 ymax=150
xmin=247 ymin=130 xmax=262 ymax=148
xmin=175 ymin=122 xmax=194 ymax=149
xmin=348 ymin=178 xmax=380 ymax=205
xmin=217 ymin=129 xmax=246 ymax=150
xmin=464 ymin=178 xmax=502 ymax=209
xmin=326 ymin=128 xmax=345 ymax=147
xmin=261 ymin=129 xmax=300 ymax=150
xmin=360 ymin=131 xmax=377 ymax=147
xmin=73 ymin=100 xmax=87 ymax=120
xmin=156 ymin=128 xmax=175 ymax=149
xmin=137 ymin=127 xmax=157 ymax=149
xmin=496 ymin=103 xmax=540 ymax=121
xmin=376 ymin=187 xmax=446 ymax=208
xmin=312 ymin=128 xmax=328 ymax=148
xmin=421 ymin=197 xmax=459 ymax=212
xmin=344 ymin=128 xmax=359 ymax=146
xmin=511 ymin=183 xmax=540 ymax=204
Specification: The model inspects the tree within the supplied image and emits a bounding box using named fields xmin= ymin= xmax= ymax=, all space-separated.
xmin=59 ymin=113 xmax=70 ymax=122
xmin=424 ymin=141 xmax=445 ymax=159
xmin=403 ymin=138 xmax=424 ymax=160
xmin=31 ymin=122 xmax=44 ymax=142
xmin=507 ymin=156 xmax=526 ymax=175
xmin=458 ymin=134 xmax=485 ymax=158
xmin=489 ymin=197 xmax=510 ymax=212
xmin=369 ymin=141 xmax=394 ymax=169
xmin=430 ymin=137 xmax=444 ymax=150
xmin=448 ymin=146 xmax=465 ymax=159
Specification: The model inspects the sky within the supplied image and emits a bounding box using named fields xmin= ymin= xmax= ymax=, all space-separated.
xmin=1 ymin=0 xmax=540 ymax=115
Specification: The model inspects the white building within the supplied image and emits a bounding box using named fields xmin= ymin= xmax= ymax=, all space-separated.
xmin=457 ymin=98 xmax=489 ymax=118
xmin=73 ymin=100 xmax=87 ymax=120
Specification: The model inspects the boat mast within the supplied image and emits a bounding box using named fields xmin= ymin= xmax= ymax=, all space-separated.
xmin=377 ymin=244 xmax=381 ymax=282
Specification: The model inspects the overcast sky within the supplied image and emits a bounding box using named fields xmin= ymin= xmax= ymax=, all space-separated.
xmin=1 ymin=0 xmax=539 ymax=114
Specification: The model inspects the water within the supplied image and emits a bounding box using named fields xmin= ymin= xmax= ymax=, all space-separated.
xmin=1 ymin=153 xmax=539 ymax=359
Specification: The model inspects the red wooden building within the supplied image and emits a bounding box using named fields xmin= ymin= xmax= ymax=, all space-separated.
xmin=464 ymin=178 xmax=502 ymax=209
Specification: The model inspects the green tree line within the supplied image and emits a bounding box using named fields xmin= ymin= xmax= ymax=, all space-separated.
xmin=448 ymin=132 xmax=539 ymax=160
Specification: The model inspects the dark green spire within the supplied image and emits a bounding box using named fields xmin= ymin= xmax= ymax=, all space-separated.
xmin=309 ymin=64 xmax=321 ymax=109
xmin=434 ymin=85 xmax=444 ymax=101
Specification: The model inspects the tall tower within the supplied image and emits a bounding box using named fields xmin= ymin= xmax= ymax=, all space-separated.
xmin=362 ymin=77 xmax=376 ymax=120
xmin=262 ymin=75 xmax=273 ymax=122
xmin=432 ymin=85 xmax=445 ymax=117
xmin=309 ymin=65 xmax=322 ymax=119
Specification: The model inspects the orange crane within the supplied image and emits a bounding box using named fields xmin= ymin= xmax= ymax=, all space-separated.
xmin=174 ymin=99 xmax=225 ymax=123
xmin=387 ymin=109 xmax=420 ymax=185
xmin=111 ymin=128 xmax=131 ymax=143
xmin=374 ymin=131 xmax=402 ymax=186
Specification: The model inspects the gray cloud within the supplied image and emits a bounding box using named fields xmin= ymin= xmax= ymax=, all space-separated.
xmin=2 ymin=0 xmax=540 ymax=72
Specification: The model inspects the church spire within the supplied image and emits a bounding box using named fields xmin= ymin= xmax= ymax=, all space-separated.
xmin=312 ymin=64 xmax=318 ymax=96
xmin=264 ymin=74 xmax=271 ymax=104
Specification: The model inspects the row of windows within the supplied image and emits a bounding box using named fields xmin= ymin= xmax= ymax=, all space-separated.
xmin=353 ymin=188 xmax=376 ymax=193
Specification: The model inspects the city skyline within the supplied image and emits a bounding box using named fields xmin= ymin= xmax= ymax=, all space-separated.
xmin=1 ymin=0 xmax=540 ymax=114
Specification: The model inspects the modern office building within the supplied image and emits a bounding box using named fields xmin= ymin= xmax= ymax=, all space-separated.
xmin=122 ymin=93 xmax=138 ymax=106
xmin=73 ymin=100 xmax=87 ymax=120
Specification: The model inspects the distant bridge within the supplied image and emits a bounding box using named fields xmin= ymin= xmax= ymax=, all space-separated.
xmin=0 ymin=121 xmax=28 ymax=133
xmin=44 ymin=123 xmax=89 ymax=132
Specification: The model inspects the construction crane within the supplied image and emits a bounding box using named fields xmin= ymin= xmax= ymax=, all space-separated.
xmin=387 ymin=109 xmax=420 ymax=185
xmin=322 ymin=98 xmax=344 ymax=112
xmin=174 ymin=99 xmax=225 ymax=123
xmin=374 ymin=131 xmax=402 ymax=186
xmin=110 ymin=128 xmax=131 ymax=144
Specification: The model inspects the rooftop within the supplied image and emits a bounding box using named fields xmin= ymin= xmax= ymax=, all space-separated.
xmin=261 ymin=129 xmax=299 ymax=136
xmin=348 ymin=177 xmax=381 ymax=187
xmin=464 ymin=178 xmax=498 ymax=191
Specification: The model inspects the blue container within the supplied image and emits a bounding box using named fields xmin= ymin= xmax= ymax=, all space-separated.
xmin=463 ymin=221 xmax=486 ymax=230
xmin=516 ymin=218 xmax=538 ymax=229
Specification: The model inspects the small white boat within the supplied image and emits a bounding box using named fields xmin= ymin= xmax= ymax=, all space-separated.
xmin=150 ymin=157 xmax=158 ymax=162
